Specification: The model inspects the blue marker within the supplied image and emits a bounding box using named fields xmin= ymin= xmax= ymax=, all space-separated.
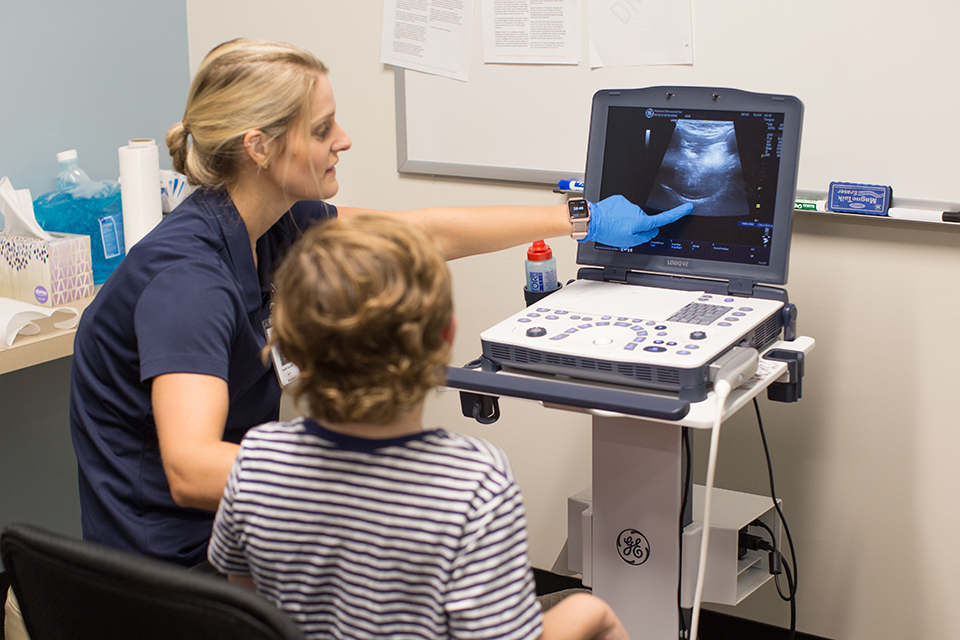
xmin=558 ymin=179 xmax=585 ymax=192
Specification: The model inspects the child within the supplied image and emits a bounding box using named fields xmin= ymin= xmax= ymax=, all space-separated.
xmin=208 ymin=215 xmax=627 ymax=640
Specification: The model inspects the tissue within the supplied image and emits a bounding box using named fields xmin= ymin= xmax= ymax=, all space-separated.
xmin=0 ymin=297 xmax=80 ymax=348
xmin=1 ymin=177 xmax=52 ymax=241
xmin=0 ymin=177 xmax=93 ymax=307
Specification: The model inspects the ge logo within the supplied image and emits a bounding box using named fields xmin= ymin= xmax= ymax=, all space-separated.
xmin=645 ymin=108 xmax=655 ymax=118
xmin=617 ymin=529 xmax=650 ymax=566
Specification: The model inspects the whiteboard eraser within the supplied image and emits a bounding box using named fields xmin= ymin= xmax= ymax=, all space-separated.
xmin=827 ymin=182 xmax=892 ymax=215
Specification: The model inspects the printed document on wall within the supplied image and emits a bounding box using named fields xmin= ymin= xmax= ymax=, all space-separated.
xmin=481 ymin=0 xmax=580 ymax=65
xmin=381 ymin=0 xmax=476 ymax=82
xmin=589 ymin=0 xmax=693 ymax=68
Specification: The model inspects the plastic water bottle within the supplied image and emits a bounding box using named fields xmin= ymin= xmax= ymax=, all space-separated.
xmin=33 ymin=150 xmax=126 ymax=284
xmin=56 ymin=149 xmax=92 ymax=190
xmin=525 ymin=240 xmax=558 ymax=293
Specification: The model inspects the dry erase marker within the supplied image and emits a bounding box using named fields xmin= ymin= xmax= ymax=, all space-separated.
xmin=795 ymin=198 xmax=826 ymax=212
xmin=558 ymin=180 xmax=584 ymax=192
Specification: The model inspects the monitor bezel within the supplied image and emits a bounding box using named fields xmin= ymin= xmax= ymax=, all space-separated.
xmin=577 ymin=86 xmax=804 ymax=287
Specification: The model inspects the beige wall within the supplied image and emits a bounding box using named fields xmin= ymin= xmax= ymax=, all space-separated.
xmin=188 ymin=2 xmax=960 ymax=638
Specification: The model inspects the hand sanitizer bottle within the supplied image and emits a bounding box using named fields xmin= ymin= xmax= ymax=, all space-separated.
xmin=525 ymin=240 xmax=558 ymax=293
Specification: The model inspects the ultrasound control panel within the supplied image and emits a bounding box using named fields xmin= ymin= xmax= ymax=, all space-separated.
xmin=480 ymin=279 xmax=784 ymax=399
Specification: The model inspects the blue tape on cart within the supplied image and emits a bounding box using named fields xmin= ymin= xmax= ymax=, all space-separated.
xmin=827 ymin=182 xmax=892 ymax=215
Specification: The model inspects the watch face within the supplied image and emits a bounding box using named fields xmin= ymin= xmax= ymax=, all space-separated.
xmin=569 ymin=199 xmax=589 ymax=219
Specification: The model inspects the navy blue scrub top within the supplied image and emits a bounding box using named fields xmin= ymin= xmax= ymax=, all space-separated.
xmin=70 ymin=189 xmax=336 ymax=566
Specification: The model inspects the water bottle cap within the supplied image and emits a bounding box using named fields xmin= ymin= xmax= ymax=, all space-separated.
xmin=527 ymin=240 xmax=553 ymax=261
xmin=56 ymin=149 xmax=78 ymax=163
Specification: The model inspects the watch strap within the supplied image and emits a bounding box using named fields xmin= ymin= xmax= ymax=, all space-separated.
xmin=571 ymin=219 xmax=588 ymax=240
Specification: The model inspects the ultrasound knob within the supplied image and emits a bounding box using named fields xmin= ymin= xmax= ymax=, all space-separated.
xmin=690 ymin=331 xmax=707 ymax=340
xmin=525 ymin=327 xmax=548 ymax=338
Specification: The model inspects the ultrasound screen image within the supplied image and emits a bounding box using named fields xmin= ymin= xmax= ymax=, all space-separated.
xmin=596 ymin=106 xmax=786 ymax=267
xmin=645 ymin=120 xmax=750 ymax=217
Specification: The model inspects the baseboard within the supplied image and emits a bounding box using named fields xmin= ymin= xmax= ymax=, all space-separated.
xmin=532 ymin=568 xmax=830 ymax=640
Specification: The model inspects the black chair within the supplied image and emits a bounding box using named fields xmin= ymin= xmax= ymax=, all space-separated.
xmin=1 ymin=523 xmax=305 ymax=640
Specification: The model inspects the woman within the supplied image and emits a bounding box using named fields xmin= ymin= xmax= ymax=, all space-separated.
xmin=68 ymin=38 xmax=691 ymax=568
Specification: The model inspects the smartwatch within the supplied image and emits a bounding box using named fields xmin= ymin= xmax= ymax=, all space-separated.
xmin=568 ymin=198 xmax=590 ymax=240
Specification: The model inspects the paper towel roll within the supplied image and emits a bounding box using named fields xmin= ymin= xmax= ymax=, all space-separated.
xmin=119 ymin=139 xmax=163 ymax=250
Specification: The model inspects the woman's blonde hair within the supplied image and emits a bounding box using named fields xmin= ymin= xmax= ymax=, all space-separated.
xmin=269 ymin=215 xmax=454 ymax=426
xmin=166 ymin=38 xmax=328 ymax=190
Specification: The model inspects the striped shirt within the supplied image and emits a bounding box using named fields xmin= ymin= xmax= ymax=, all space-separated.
xmin=208 ymin=418 xmax=543 ymax=640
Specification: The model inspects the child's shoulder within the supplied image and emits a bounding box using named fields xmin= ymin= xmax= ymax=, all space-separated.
xmin=421 ymin=428 xmax=513 ymax=472
xmin=241 ymin=418 xmax=310 ymax=446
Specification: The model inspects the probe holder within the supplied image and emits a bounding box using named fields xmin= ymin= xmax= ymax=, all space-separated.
xmin=764 ymin=348 xmax=805 ymax=402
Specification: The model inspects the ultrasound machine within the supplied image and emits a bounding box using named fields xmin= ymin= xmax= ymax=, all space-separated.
xmin=445 ymin=86 xmax=814 ymax=640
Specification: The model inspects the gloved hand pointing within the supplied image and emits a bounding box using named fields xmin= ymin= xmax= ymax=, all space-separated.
xmin=583 ymin=195 xmax=693 ymax=248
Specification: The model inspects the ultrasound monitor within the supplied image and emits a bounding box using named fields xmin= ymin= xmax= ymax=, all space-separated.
xmin=478 ymin=87 xmax=803 ymax=400
xmin=579 ymin=86 xmax=804 ymax=287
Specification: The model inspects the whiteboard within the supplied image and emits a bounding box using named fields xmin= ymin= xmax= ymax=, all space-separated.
xmin=396 ymin=0 xmax=960 ymax=203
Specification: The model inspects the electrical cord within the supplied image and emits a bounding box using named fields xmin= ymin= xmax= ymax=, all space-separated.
xmin=747 ymin=520 xmax=796 ymax=634
xmin=748 ymin=521 xmax=795 ymax=599
xmin=678 ymin=427 xmax=692 ymax=638
xmin=752 ymin=397 xmax=798 ymax=640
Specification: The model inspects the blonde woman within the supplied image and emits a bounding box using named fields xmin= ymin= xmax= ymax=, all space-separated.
xmin=69 ymin=38 xmax=691 ymax=568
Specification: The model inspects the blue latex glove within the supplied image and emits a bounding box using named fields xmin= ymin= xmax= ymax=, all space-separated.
xmin=583 ymin=195 xmax=694 ymax=248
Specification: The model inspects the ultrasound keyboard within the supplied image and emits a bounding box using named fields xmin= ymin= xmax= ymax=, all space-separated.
xmin=480 ymin=279 xmax=785 ymax=401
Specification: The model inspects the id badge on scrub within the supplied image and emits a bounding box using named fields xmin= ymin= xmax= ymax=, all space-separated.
xmin=262 ymin=315 xmax=300 ymax=387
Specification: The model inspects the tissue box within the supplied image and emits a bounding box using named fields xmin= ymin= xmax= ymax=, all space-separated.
xmin=0 ymin=232 xmax=94 ymax=306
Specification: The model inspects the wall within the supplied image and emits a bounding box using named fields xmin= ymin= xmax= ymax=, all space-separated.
xmin=0 ymin=359 xmax=78 ymax=543
xmin=0 ymin=0 xmax=187 ymax=197
xmin=0 ymin=0 xmax=190 ymax=559
xmin=186 ymin=2 xmax=960 ymax=639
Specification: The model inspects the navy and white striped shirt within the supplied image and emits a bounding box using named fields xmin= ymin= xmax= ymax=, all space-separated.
xmin=208 ymin=418 xmax=543 ymax=640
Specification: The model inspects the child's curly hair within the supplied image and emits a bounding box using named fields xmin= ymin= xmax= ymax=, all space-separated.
xmin=268 ymin=215 xmax=453 ymax=425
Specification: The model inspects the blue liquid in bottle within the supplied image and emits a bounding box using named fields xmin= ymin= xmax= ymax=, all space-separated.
xmin=33 ymin=150 xmax=125 ymax=284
